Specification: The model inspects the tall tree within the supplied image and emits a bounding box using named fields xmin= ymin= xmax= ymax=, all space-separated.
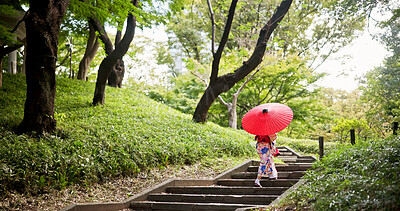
xmin=193 ymin=0 xmax=293 ymax=122
xmin=17 ymin=0 xmax=70 ymax=134
xmin=91 ymin=0 xmax=137 ymax=105
xmin=76 ymin=22 xmax=99 ymax=81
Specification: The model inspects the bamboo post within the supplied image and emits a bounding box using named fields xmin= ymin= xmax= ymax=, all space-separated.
xmin=319 ymin=136 xmax=324 ymax=159
xmin=350 ymin=129 xmax=355 ymax=145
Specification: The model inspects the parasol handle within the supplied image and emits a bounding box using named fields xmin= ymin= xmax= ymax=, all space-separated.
xmin=262 ymin=108 xmax=268 ymax=113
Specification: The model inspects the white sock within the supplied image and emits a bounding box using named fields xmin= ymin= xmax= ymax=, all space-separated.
xmin=255 ymin=179 xmax=260 ymax=184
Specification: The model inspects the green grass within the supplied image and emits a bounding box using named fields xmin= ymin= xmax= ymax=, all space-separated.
xmin=278 ymin=136 xmax=400 ymax=210
xmin=0 ymin=73 xmax=256 ymax=196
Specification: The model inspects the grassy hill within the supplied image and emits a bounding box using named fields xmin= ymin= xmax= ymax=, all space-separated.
xmin=0 ymin=73 xmax=256 ymax=196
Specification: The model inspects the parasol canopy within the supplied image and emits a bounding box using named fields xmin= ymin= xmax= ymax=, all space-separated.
xmin=242 ymin=103 xmax=293 ymax=135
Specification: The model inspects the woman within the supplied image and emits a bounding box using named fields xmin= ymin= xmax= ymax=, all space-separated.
xmin=254 ymin=133 xmax=279 ymax=187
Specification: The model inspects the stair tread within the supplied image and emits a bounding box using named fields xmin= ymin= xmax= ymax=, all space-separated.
xmin=149 ymin=193 xmax=280 ymax=197
xmin=231 ymin=171 xmax=305 ymax=179
xmin=166 ymin=186 xmax=289 ymax=195
xmin=217 ymin=178 xmax=300 ymax=187
xmin=130 ymin=201 xmax=263 ymax=210
xmin=147 ymin=193 xmax=278 ymax=205
xmin=218 ymin=178 xmax=299 ymax=181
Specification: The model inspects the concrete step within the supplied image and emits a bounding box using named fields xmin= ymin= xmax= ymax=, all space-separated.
xmin=277 ymin=152 xmax=295 ymax=156
xmin=147 ymin=193 xmax=278 ymax=205
xmin=217 ymin=179 xmax=299 ymax=187
xmin=231 ymin=171 xmax=305 ymax=179
xmin=165 ymin=186 xmax=289 ymax=195
xmin=278 ymin=157 xmax=315 ymax=163
xmin=130 ymin=201 xmax=262 ymax=211
xmin=248 ymin=164 xmax=313 ymax=172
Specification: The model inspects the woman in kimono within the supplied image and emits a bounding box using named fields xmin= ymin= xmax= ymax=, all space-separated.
xmin=254 ymin=133 xmax=279 ymax=187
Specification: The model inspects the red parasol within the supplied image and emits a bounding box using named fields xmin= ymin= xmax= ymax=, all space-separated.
xmin=242 ymin=103 xmax=293 ymax=135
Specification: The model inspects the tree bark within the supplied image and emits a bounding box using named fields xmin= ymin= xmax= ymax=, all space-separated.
xmin=107 ymin=58 xmax=125 ymax=87
xmin=92 ymin=0 xmax=137 ymax=105
xmin=0 ymin=57 xmax=2 ymax=88
xmin=17 ymin=0 xmax=70 ymax=134
xmin=218 ymin=68 xmax=259 ymax=129
xmin=77 ymin=21 xmax=99 ymax=81
xmin=107 ymin=29 xmax=125 ymax=87
xmin=193 ymin=0 xmax=293 ymax=123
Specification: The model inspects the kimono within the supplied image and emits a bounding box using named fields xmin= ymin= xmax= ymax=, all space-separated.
xmin=255 ymin=134 xmax=278 ymax=179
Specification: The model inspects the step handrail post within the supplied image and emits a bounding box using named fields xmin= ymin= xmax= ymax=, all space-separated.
xmin=319 ymin=136 xmax=324 ymax=159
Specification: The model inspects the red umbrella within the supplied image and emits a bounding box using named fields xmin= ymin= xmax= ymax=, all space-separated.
xmin=242 ymin=103 xmax=293 ymax=135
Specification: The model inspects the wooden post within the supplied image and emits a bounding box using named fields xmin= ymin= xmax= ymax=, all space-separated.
xmin=350 ymin=129 xmax=355 ymax=145
xmin=394 ymin=122 xmax=398 ymax=135
xmin=319 ymin=136 xmax=324 ymax=159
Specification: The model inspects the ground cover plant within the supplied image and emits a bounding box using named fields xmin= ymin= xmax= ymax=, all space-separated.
xmin=277 ymin=136 xmax=339 ymax=158
xmin=0 ymin=73 xmax=256 ymax=197
xmin=279 ymin=136 xmax=400 ymax=210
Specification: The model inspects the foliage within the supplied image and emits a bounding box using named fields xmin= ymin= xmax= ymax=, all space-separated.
xmin=0 ymin=6 xmax=18 ymax=46
xmin=208 ymin=52 xmax=327 ymax=134
xmin=281 ymin=136 xmax=400 ymax=210
xmin=331 ymin=118 xmax=370 ymax=142
xmin=0 ymin=73 xmax=255 ymax=196
xmin=56 ymin=36 xmax=106 ymax=79
xmin=147 ymin=73 xmax=205 ymax=114
xmin=162 ymin=0 xmax=365 ymax=70
xmin=277 ymin=136 xmax=339 ymax=158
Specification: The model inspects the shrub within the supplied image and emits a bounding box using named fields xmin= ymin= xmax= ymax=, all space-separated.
xmin=282 ymin=136 xmax=400 ymax=210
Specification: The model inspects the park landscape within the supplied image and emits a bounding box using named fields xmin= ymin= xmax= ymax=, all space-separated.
xmin=0 ymin=0 xmax=399 ymax=210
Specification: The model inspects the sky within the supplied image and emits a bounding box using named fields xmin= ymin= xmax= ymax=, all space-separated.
xmin=315 ymin=30 xmax=389 ymax=92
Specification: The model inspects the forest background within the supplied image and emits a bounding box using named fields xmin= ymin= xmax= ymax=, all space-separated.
xmin=0 ymin=0 xmax=399 ymax=141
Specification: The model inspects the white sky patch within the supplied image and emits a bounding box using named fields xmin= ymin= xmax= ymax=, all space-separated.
xmin=315 ymin=30 xmax=388 ymax=91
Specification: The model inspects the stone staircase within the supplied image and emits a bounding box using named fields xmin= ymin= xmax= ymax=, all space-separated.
xmin=61 ymin=146 xmax=315 ymax=211
xmin=128 ymin=146 xmax=315 ymax=211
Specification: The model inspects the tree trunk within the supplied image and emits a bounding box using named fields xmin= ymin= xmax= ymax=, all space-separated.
xmin=77 ymin=22 xmax=99 ymax=81
xmin=17 ymin=0 xmax=69 ymax=134
xmin=107 ymin=29 xmax=125 ymax=87
xmin=0 ymin=45 xmax=24 ymax=87
xmin=229 ymin=93 xmax=238 ymax=129
xmin=193 ymin=0 xmax=293 ymax=122
xmin=92 ymin=1 xmax=137 ymax=105
xmin=8 ymin=50 xmax=17 ymax=74
xmin=0 ymin=57 xmax=2 ymax=88
xmin=107 ymin=58 xmax=125 ymax=87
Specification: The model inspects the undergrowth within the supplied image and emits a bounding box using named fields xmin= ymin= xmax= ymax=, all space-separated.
xmin=278 ymin=136 xmax=339 ymax=158
xmin=279 ymin=136 xmax=400 ymax=210
xmin=0 ymin=73 xmax=255 ymax=196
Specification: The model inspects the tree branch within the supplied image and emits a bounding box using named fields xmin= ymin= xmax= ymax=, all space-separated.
xmin=218 ymin=95 xmax=228 ymax=106
xmin=89 ymin=17 xmax=114 ymax=55
xmin=189 ymin=70 xmax=208 ymax=86
xmin=207 ymin=0 xmax=216 ymax=55
xmin=210 ymin=0 xmax=238 ymax=82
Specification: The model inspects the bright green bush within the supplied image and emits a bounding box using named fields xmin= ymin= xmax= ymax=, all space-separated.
xmin=0 ymin=73 xmax=254 ymax=196
xmin=282 ymin=136 xmax=400 ymax=210
xmin=278 ymin=136 xmax=339 ymax=157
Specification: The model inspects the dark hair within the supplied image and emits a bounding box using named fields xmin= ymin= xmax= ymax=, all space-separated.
xmin=255 ymin=135 xmax=271 ymax=143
